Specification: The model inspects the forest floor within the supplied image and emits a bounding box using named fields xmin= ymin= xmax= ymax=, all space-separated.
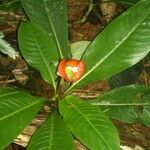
xmin=0 ymin=0 xmax=150 ymax=150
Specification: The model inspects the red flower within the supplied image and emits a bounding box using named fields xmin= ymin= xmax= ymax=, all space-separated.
xmin=57 ymin=59 xmax=85 ymax=82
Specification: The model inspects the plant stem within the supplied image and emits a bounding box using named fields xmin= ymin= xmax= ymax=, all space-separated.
xmin=56 ymin=78 xmax=66 ymax=98
xmin=73 ymin=0 xmax=94 ymax=24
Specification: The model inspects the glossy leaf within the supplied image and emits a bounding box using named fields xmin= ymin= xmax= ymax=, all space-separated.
xmin=106 ymin=0 xmax=140 ymax=5
xmin=70 ymin=41 xmax=90 ymax=59
xmin=90 ymin=85 xmax=150 ymax=123
xmin=27 ymin=112 xmax=75 ymax=150
xmin=59 ymin=96 xmax=120 ymax=150
xmin=18 ymin=21 xmax=59 ymax=91
xmin=0 ymin=0 xmax=22 ymax=10
xmin=66 ymin=0 xmax=150 ymax=92
xmin=0 ymin=32 xmax=19 ymax=59
xmin=0 ymin=87 xmax=43 ymax=149
xmin=20 ymin=0 xmax=69 ymax=58
xmin=139 ymin=95 xmax=150 ymax=127
xmin=108 ymin=62 xmax=143 ymax=88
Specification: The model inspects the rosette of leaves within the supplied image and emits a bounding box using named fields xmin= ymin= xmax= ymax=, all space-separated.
xmin=0 ymin=0 xmax=150 ymax=150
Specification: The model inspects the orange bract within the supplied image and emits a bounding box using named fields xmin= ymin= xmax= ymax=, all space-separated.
xmin=57 ymin=59 xmax=85 ymax=82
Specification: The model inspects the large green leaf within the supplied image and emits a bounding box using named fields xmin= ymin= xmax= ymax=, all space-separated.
xmin=20 ymin=0 xmax=69 ymax=58
xmin=90 ymin=85 xmax=150 ymax=123
xmin=27 ymin=112 xmax=75 ymax=150
xmin=18 ymin=21 xmax=59 ymax=91
xmin=66 ymin=0 xmax=150 ymax=92
xmin=139 ymin=95 xmax=150 ymax=127
xmin=0 ymin=87 xmax=43 ymax=149
xmin=108 ymin=62 xmax=143 ymax=88
xmin=0 ymin=0 xmax=22 ymax=10
xmin=59 ymin=96 xmax=119 ymax=150
xmin=105 ymin=0 xmax=140 ymax=5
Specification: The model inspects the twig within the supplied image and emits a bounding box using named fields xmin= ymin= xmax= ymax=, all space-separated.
xmin=73 ymin=0 xmax=94 ymax=24
xmin=0 ymin=79 xmax=16 ymax=84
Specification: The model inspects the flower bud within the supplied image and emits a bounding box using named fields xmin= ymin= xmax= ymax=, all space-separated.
xmin=57 ymin=59 xmax=85 ymax=82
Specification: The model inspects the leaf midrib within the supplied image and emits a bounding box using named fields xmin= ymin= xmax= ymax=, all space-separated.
xmin=48 ymin=115 xmax=55 ymax=150
xmin=66 ymin=99 xmax=112 ymax=150
xmin=43 ymin=0 xmax=63 ymax=58
xmin=66 ymin=6 xmax=149 ymax=93
xmin=27 ymin=25 xmax=56 ymax=92
xmin=92 ymin=103 xmax=150 ymax=106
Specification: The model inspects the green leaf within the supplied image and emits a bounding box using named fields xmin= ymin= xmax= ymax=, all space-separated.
xmin=0 ymin=0 xmax=22 ymax=10
xmin=20 ymin=0 xmax=69 ymax=58
xmin=139 ymin=95 xmax=150 ymax=127
xmin=90 ymin=85 xmax=150 ymax=123
xmin=66 ymin=0 xmax=150 ymax=92
xmin=0 ymin=32 xmax=19 ymax=59
xmin=59 ymin=96 xmax=120 ymax=150
xmin=108 ymin=62 xmax=143 ymax=89
xmin=70 ymin=41 xmax=90 ymax=59
xmin=0 ymin=87 xmax=43 ymax=149
xmin=27 ymin=111 xmax=75 ymax=150
xmin=18 ymin=21 xmax=59 ymax=91
xmin=105 ymin=0 xmax=140 ymax=5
